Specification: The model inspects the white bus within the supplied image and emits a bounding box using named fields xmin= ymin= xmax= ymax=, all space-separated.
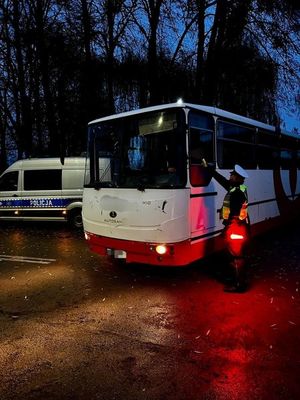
xmin=82 ymin=102 xmax=300 ymax=266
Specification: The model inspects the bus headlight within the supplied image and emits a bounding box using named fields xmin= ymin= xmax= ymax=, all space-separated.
xmin=155 ymin=245 xmax=167 ymax=255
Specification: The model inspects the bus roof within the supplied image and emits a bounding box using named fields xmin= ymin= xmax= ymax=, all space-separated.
xmin=88 ymin=102 xmax=299 ymax=136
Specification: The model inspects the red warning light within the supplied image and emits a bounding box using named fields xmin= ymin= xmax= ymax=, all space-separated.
xmin=225 ymin=221 xmax=248 ymax=257
xmin=230 ymin=233 xmax=244 ymax=240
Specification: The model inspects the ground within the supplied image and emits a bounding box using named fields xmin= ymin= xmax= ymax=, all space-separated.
xmin=0 ymin=222 xmax=300 ymax=399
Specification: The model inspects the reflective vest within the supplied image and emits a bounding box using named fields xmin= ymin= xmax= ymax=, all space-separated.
xmin=221 ymin=184 xmax=248 ymax=221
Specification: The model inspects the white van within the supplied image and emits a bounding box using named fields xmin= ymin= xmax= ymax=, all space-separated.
xmin=0 ymin=157 xmax=87 ymax=228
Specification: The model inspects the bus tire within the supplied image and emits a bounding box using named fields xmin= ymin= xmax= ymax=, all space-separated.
xmin=68 ymin=208 xmax=83 ymax=229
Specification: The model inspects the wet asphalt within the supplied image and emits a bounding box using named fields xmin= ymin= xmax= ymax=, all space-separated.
xmin=0 ymin=221 xmax=300 ymax=400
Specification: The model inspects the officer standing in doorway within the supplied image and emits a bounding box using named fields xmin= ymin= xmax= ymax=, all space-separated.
xmin=203 ymin=160 xmax=250 ymax=292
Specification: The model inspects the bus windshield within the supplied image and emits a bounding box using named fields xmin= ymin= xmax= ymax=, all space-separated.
xmin=87 ymin=109 xmax=187 ymax=189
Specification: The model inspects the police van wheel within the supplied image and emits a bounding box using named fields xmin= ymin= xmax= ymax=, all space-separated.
xmin=68 ymin=209 xmax=83 ymax=229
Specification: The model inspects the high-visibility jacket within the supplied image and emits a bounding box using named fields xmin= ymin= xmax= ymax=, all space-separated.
xmin=221 ymin=184 xmax=248 ymax=221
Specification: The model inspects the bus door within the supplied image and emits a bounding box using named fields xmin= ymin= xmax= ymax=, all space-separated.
xmin=188 ymin=110 xmax=217 ymax=236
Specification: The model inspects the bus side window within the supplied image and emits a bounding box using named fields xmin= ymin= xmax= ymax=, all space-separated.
xmin=257 ymin=129 xmax=279 ymax=169
xmin=189 ymin=111 xmax=214 ymax=186
xmin=190 ymin=164 xmax=212 ymax=186
xmin=280 ymin=135 xmax=297 ymax=170
xmin=0 ymin=171 xmax=19 ymax=192
xmin=217 ymin=121 xmax=256 ymax=169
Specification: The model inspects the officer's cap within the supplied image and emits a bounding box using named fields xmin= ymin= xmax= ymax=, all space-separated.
xmin=231 ymin=164 xmax=249 ymax=179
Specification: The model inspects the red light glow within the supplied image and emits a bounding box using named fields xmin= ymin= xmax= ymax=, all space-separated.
xmin=225 ymin=222 xmax=248 ymax=257
xmin=230 ymin=233 xmax=244 ymax=240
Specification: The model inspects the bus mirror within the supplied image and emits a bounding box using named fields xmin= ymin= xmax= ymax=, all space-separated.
xmin=190 ymin=164 xmax=213 ymax=186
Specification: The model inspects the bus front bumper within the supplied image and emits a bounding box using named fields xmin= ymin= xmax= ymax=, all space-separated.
xmin=84 ymin=231 xmax=195 ymax=266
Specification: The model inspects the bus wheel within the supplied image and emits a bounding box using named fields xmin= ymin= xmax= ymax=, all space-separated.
xmin=68 ymin=209 xmax=83 ymax=229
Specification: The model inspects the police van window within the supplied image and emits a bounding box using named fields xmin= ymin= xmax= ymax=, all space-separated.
xmin=24 ymin=170 xmax=62 ymax=190
xmin=0 ymin=171 xmax=18 ymax=191
xmin=217 ymin=120 xmax=256 ymax=169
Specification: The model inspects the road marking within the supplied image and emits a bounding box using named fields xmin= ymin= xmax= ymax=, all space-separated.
xmin=0 ymin=254 xmax=56 ymax=264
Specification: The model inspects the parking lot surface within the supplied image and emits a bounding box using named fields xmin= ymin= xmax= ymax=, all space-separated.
xmin=1 ymin=222 xmax=300 ymax=400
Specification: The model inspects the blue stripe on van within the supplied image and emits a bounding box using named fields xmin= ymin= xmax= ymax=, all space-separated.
xmin=0 ymin=198 xmax=81 ymax=208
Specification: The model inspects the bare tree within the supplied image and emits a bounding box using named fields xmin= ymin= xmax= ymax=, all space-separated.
xmin=27 ymin=0 xmax=59 ymax=155
xmin=0 ymin=0 xmax=32 ymax=160
xmin=247 ymin=0 xmax=300 ymax=122
xmin=90 ymin=0 xmax=138 ymax=113
xmin=1 ymin=0 xmax=299 ymax=164
xmin=130 ymin=0 xmax=166 ymax=105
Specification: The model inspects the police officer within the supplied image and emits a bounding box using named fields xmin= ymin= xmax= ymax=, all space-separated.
xmin=203 ymin=160 xmax=250 ymax=292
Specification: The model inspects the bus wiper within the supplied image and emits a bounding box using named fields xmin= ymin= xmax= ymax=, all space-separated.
xmin=136 ymin=176 xmax=150 ymax=191
xmin=93 ymin=182 xmax=117 ymax=190
xmin=93 ymin=182 xmax=102 ymax=190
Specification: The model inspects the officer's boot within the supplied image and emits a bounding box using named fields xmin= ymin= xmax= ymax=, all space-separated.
xmin=224 ymin=257 xmax=247 ymax=293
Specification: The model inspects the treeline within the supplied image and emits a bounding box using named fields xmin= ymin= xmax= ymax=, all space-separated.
xmin=0 ymin=0 xmax=299 ymax=171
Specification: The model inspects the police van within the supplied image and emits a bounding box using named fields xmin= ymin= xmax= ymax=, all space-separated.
xmin=0 ymin=157 xmax=87 ymax=228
